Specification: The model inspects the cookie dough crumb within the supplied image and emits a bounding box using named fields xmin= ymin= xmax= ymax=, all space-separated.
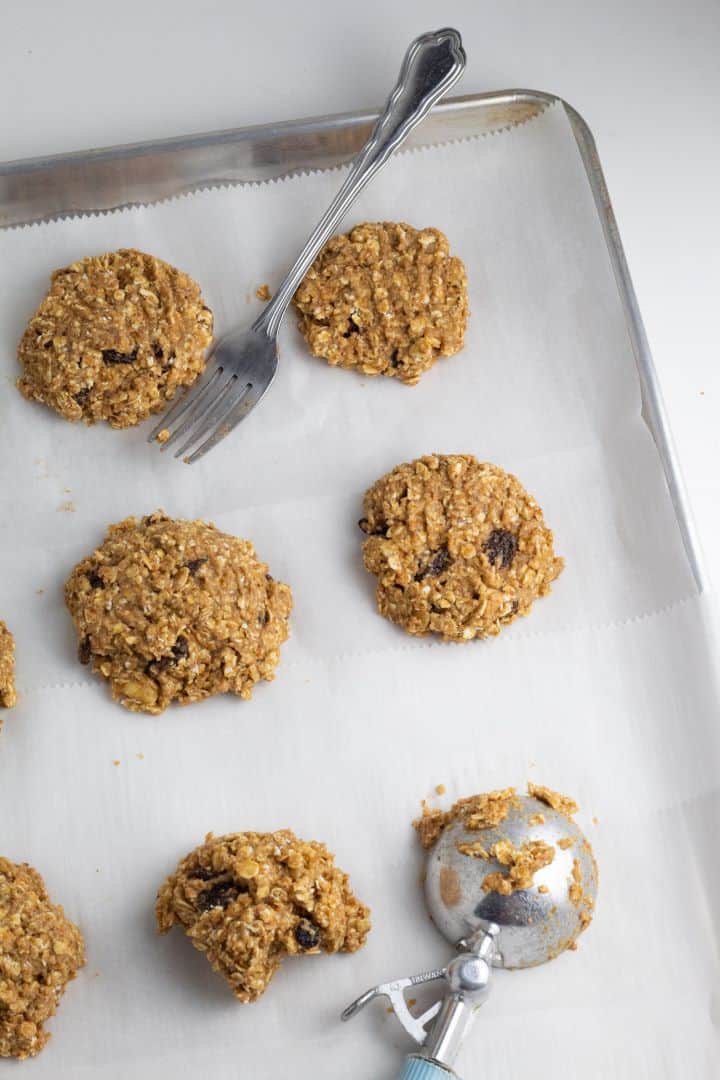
xmin=255 ymin=284 xmax=271 ymax=302
xmin=112 ymin=760 xmax=120 ymax=767
xmin=17 ymin=249 xmax=213 ymax=429
xmin=528 ymin=813 xmax=545 ymax=826
xmin=557 ymin=837 xmax=574 ymax=850
xmin=456 ymin=840 xmax=489 ymax=859
xmin=156 ymin=428 xmax=171 ymax=444
xmin=0 ymin=858 xmax=85 ymax=1059
xmin=293 ymin=222 xmax=468 ymax=385
xmin=568 ymin=858 xmax=583 ymax=905
xmin=481 ymin=839 xmax=555 ymax=896
xmin=414 ymin=788 xmax=519 ymax=849
xmin=527 ymin=782 xmax=578 ymax=818
xmin=538 ymin=883 xmax=549 ymax=894
xmin=156 ymin=830 xmax=370 ymax=1002
xmin=361 ymin=455 xmax=563 ymax=641
xmin=64 ymin=511 xmax=293 ymax=715
xmin=0 ymin=622 xmax=16 ymax=711
xmin=435 ymin=784 xmax=446 ymax=796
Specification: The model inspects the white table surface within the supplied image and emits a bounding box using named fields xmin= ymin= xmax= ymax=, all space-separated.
xmin=2 ymin=0 xmax=718 ymax=585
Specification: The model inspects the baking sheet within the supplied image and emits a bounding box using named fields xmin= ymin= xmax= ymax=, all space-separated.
xmin=0 ymin=102 xmax=717 ymax=1078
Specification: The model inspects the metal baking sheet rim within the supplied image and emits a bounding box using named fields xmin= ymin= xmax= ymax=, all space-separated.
xmin=0 ymin=89 xmax=706 ymax=593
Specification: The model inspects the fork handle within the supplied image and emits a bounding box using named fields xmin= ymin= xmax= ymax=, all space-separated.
xmin=256 ymin=28 xmax=466 ymax=338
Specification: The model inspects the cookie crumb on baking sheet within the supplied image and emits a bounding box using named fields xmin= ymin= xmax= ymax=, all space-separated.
xmin=255 ymin=283 xmax=271 ymax=302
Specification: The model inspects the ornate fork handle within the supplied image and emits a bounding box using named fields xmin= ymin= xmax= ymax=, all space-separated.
xmin=257 ymin=28 xmax=466 ymax=337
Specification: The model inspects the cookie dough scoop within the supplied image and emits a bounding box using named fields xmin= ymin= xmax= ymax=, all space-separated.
xmin=342 ymin=794 xmax=598 ymax=1079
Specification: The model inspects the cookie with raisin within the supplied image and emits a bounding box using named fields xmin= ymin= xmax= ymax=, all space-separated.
xmin=17 ymin=249 xmax=212 ymax=427
xmin=156 ymin=830 xmax=370 ymax=1002
xmin=64 ymin=512 xmax=292 ymax=714
xmin=360 ymin=454 xmax=563 ymax=641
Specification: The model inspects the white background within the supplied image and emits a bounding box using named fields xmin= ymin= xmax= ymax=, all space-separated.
xmin=1 ymin=4 xmax=719 ymax=1078
xmin=2 ymin=0 xmax=719 ymax=580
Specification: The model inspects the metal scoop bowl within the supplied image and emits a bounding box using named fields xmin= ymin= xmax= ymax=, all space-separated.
xmin=343 ymin=794 xmax=598 ymax=1079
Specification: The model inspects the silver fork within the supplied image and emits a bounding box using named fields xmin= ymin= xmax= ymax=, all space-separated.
xmin=148 ymin=28 xmax=466 ymax=463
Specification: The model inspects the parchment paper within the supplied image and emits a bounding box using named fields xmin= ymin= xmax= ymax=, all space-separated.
xmin=0 ymin=103 xmax=717 ymax=1079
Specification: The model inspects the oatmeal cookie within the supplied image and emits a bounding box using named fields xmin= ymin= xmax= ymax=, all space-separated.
xmin=0 ymin=858 xmax=85 ymax=1059
xmin=64 ymin=512 xmax=292 ymax=715
xmin=156 ymin=830 xmax=370 ymax=1002
xmin=17 ymin=249 xmax=213 ymax=427
xmin=360 ymin=454 xmax=563 ymax=641
xmin=293 ymin=222 xmax=468 ymax=384
xmin=0 ymin=622 xmax=16 ymax=712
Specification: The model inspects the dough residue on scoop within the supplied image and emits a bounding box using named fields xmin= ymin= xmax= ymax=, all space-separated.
xmin=413 ymin=787 xmax=519 ymax=849
xmin=481 ymin=839 xmax=555 ymax=896
xmin=527 ymin=782 xmax=578 ymax=818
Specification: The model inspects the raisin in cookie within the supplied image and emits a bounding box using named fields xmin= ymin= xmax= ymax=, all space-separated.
xmin=0 ymin=858 xmax=85 ymax=1059
xmin=65 ymin=512 xmax=292 ymax=714
xmin=156 ymin=830 xmax=370 ymax=1002
xmin=17 ymin=249 xmax=213 ymax=428
xmin=360 ymin=454 xmax=563 ymax=641
xmin=293 ymin=222 xmax=468 ymax=384
xmin=0 ymin=621 xmax=16 ymax=713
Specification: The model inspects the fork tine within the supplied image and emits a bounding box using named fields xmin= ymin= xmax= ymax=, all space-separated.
xmin=173 ymin=376 xmax=244 ymax=460
xmin=160 ymin=372 xmax=237 ymax=454
xmin=147 ymin=362 xmax=224 ymax=444
xmin=183 ymin=383 xmax=263 ymax=464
